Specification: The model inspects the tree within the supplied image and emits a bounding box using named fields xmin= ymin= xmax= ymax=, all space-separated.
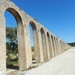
xmin=6 ymin=27 xmax=17 ymax=41
xmin=31 ymin=46 xmax=34 ymax=52
xmin=6 ymin=27 xmax=18 ymax=67
xmin=6 ymin=27 xmax=18 ymax=54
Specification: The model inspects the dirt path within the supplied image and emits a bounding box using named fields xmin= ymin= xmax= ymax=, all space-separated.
xmin=7 ymin=47 xmax=75 ymax=75
xmin=24 ymin=47 xmax=75 ymax=75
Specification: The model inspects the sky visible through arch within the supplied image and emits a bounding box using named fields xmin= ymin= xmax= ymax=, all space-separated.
xmin=5 ymin=11 xmax=34 ymax=46
xmin=5 ymin=0 xmax=75 ymax=43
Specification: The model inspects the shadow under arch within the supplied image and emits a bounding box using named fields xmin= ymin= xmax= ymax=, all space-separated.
xmin=4 ymin=7 xmax=26 ymax=71
xmin=40 ymin=27 xmax=45 ymax=34
xmin=29 ymin=21 xmax=37 ymax=30
xmin=54 ymin=37 xmax=58 ymax=55
xmin=54 ymin=36 xmax=57 ymax=56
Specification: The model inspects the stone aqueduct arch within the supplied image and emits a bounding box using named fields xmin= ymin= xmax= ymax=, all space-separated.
xmin=0 ymin=0 xmax=71 ymax=75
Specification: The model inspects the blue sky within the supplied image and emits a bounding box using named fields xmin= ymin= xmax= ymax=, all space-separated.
xmin=5 ymin=0 xmax=75 ymax=43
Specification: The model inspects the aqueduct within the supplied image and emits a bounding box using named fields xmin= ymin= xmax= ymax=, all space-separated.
xmin=0 ymin=0 xmax=71 ymax=75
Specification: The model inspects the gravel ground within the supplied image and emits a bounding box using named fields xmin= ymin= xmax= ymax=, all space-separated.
xmin=24 ymin=47 xmax=75 ymax=75
xmin=6 ymin=47 xmax=75 ymax=75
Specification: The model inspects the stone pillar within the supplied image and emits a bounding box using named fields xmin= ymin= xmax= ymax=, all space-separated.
xmin=60 ymin=41 xmax=63 ymax=53
xmin=43 ymin=34 xmax=48 ymax=62
xmin=24 ymin=25 xmax=32 ymax=69
xmin=40 ymin=28 xmax=48 ymax=62
xmin=47 ymin=33 xmax=54 ymax=59
xmin=51 ymin=35 xmax=55 ymax=57
xmin=65 ymin=43 xmax=66 ymax=50
xmin=36 ymin=29 xmax=43 ymax=63
xmin=33 ymin=29 xmax=42 ymax=63
xmin=17 ymin=25 xmax=26 ymax=71
xmin=57 ymin=39 xmax=61 ymax=54
xmin=61 ymin=41 xmax=63 ymax=53
xmin=46 ymin=32 xmax=50 ymax=60
xmin=55 ymin=38 xmax=58 ymax=55
xmin=62 ymin=42 xmax=64 ymax=52
xmin=49 ymin=34 xmax=54 ymax=58
xmin=53 ymin=37 xmax=57 ymax=56
xmin=63 ymin=42 xmax=65 ymax=51
xmin=17 ymin=24 xmax=32 ymax=70
xmin=63 ymin=42 xmax=64 ymax=51
xmin=56 ymin=38 xmax=59 ymax=55
xmin=0 ymin=14 xmax=6 ymax=75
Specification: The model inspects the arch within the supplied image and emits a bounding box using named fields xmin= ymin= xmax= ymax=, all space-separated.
xmin=54 ymin=36 xmax=57 ymax=56
xmin=4 ymin=7 xmax=26 ymax=71
xmin=40 ymin=27 xmax=48 ymax=62
xmin=47 ymin=32 xmax=49 ymax=37
xmin=47 ymin=32 xmax=52 ymax=58
xmin=28 ymin=21 xmax=39 ymax=63
xmin=51 ymin=35 xmax=55 ymax=56
xmin=29 ymin=21 xmax=37 ymax=30
xmin=6 ymin=8 xmax=22 ymax=24
xmin=60 ymin=40 xmax=63 ymax=53
xmin=40 ymin=27 xmax=45 ymax=34
xmin=55 ymin=38 xmax=59 ymax=55
xmin=54 ymin=36 xmax=55 ymax=39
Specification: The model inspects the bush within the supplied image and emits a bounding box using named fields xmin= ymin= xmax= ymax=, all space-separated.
xmin=6 ymin=54 xmax=18 ymax=67
xmin=31 ymin=46 xmax=34 ymax=52
xmin=6 ymin=56 xmax=12 ymax=67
